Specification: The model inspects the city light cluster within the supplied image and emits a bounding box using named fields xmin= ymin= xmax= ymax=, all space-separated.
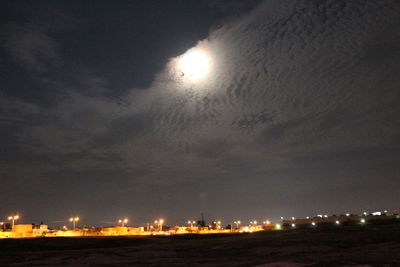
xmin=1 ymin=209 xmax=398 ymax=239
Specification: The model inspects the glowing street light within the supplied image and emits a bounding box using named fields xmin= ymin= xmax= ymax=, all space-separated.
xmin=154 ymin=219 xmax=164 ymax=231
xmin=311 ymin=222 xmax=316 ymax=226
xmin=187 ymin=220 xmax=196 ymax=229
xmin=263 ymin=220 xmax=270 ymax=225
xmin=69 ymin=217 xmax=79 ymax=229
xmin=234 ymin=221 xmax=241 ymax=229
xmin=8 ymin=215 xmax=19 ymax=229
xmin=275 ymin=224 xmax=281 ymax=230
xmin=250 ymin=220 xmax=257 ymax=226
xmin=291 ymin=223 xmax=296 ymax=228
xmin=335 ymin=220 xmax=340 ymax=225
xmin=118 ymin=218 xmax=128 ymax=227
xmin=360 ymin=219 xmax=366 ymax=224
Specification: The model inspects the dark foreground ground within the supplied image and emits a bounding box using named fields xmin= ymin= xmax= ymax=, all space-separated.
xmin=1 ymin=223 xmax=400 ymax=266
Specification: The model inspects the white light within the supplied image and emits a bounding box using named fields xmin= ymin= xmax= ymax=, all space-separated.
xmin=179 ymin=49 xmax=210 ymax=80
xmin=335 ymin=220 xmax=340 ymax=225
xmin=311 ymin=222 xmax=316 ymax=226
xmin=275 ymin=224 xmax=281 ymax=230
xmin=361 ymin=219 xmax=366 ymax=223
xmin=372 ymin=212 xmax=381 ymax=216
xmin=291 ymin=224 xmax=295 ymax=228
xmin=346 ymin=213 xmax=350 ymax=216
xmin=306 ymin=217 xmax=310 ymax=219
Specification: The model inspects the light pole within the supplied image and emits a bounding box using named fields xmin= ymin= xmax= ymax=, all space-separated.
xmin=8 ymin=215 xmax=19 ymax=230
xmin=250 ymin=220 xmax=257 ymax=228
xmin=69 ymin=217 xmax=79 ymax=229
xmin=154 ymin=219 xmax=164 ymax=231
xmin=187 ymin=220 xmax=196 ymax=230
xmin=234 ymin=220 xmax=241 ymax=229
xmin=118 ymin=218 xmax=128 ymax=227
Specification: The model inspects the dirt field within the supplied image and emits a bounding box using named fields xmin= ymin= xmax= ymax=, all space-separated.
xmin=1 ymin=223 xmax=400 ymax=266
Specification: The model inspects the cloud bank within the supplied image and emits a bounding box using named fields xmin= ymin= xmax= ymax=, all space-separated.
xmin=1 ymin=0 xmax=399 ymax=223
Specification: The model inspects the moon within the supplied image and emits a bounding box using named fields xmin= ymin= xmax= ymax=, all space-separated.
xmin=179 ymin=49 xmax=211 ymax=81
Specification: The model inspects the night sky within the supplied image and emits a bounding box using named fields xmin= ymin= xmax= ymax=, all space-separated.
xmin=1 ymin=0 xmax=399 ymax=227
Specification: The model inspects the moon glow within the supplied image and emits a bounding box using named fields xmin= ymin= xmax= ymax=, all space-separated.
xmin=179 ymin=49 xmax=211 ymax=81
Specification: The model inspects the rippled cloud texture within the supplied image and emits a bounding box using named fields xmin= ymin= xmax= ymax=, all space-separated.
xmin=1 ymin=0 xmax=399 ymax=224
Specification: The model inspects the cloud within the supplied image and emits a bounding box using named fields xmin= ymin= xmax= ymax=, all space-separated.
xmin=2 ymin=23 xmax=60 ymax=73
xmin=1 ymin=0 xmax=399 ymax=214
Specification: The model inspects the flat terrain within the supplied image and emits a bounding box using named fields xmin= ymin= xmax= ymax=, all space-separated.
xmin=1 ymin=223 xmax=400 ymax=266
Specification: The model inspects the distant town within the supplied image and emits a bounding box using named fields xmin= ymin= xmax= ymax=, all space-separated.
xmin=1 ymin=211 xmax=399 ymax=239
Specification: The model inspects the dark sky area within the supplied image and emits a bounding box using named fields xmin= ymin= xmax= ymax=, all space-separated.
xmin=0 ymin=0 xmax=399 ymax=227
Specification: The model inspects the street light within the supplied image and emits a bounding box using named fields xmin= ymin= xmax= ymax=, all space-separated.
xmin=234 ymin=220 xmax=241 ymax=229
xmin=8 ymin=215 xmax=19 ymax=229
xmin=262 ymin=220 xmax=270 ymax=225
xmin=69 ymin=217 xmax=79 ymax=229
xmin=118 ymin=218 xmax=128 ymax=227
xmin=154 ymin=219 xmax=164 ymax=231
xmin=250 ymin=220 xmax=257 ymax=226
xmin=187 ymin=220 xmax=196 ymax=228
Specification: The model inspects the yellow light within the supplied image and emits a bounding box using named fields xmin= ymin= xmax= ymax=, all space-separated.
xmin=75 ymin=217 xmax=79 ymax=221
xmin=179 ymin=49 xmax=210 ymax=80
xmin=275 ymin=224 xmax=281 ymax=230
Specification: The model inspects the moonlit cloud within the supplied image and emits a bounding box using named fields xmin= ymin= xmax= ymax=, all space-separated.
xmin=1 ymin=0 xmax=399 ymax=224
